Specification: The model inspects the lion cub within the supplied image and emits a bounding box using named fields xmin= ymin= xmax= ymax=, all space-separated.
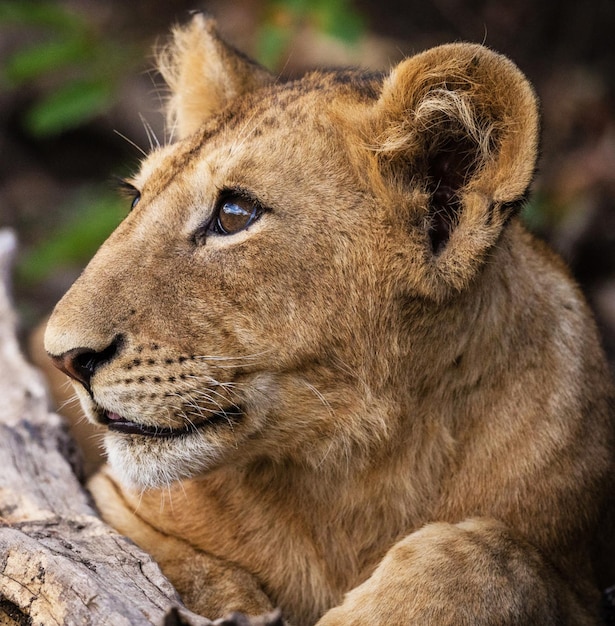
xmin=44 ymin=14 xmax=614 ymax=625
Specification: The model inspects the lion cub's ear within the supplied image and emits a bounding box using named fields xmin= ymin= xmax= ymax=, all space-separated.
xmin=158 ymin=13 xmax=274 ymax=140
xmin=373 ymin=44 xmax=539 ymax=294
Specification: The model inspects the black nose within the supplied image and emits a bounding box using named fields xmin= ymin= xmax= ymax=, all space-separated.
xmin=49 ymin=337 xmax=122 ymax=390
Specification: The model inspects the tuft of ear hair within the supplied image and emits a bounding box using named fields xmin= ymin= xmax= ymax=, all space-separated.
xmin=373 ymin=43 xmax=539 ymax=294
xmin=157 ymin=13 xmax=274 ymax=140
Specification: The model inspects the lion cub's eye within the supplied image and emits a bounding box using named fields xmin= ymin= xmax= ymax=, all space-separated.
xmin=209 ymin=194 xmax=262 ymax=236
xmin=117 ymin=179 xmax=141 ymax=211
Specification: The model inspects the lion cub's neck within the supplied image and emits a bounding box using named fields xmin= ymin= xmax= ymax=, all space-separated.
xmin=125 ymin=223 xmax=587 ymax=620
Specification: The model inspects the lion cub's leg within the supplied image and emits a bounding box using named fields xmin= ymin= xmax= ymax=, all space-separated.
xmin=88 ymin=470 xmax=273 ymax=620
xmin=316 ymin=519 xmax=596 ymax=626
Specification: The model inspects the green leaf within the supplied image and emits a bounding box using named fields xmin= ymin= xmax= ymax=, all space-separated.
xmin=0 ymin=1 xmax=83 ymax=31
xmin=17 ymin=192 xmax=127 ymax=285
xmin=3 ymin=36 xmax=91 ymax=85
xmin=284 ymin=0 xmax=310 ymax=12
xmin=321 ymin=7 xmax=364 ymax=43
xmin=257 ymin=23 xmax=293 ymax=70
xmin=24 ymin=78 xmax=114 ymax=136
xmin=311 ymin=0 xmax=364 ymax=43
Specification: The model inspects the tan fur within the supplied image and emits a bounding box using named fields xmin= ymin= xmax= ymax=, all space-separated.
xmin=44 ymin=14 xmax=614 ymax=625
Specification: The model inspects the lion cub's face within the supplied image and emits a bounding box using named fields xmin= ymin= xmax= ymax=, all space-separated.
xmin=46 ymin=77 xmax=393 ymax=488
xmin=45 ymin=16 xmax=538 ymax=489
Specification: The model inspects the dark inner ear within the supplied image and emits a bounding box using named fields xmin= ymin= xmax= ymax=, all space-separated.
xmin=425 ymin=136 xmax=481 ymax=254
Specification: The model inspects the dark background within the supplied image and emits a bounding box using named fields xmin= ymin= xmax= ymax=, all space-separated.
xmin=1 ymin=0 xmax=614 ymax=368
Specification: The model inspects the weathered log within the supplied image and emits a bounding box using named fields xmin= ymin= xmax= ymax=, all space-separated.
xmin=0 ymin=230 xmax=282 ymax=626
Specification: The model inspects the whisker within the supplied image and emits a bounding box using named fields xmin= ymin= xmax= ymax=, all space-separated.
xmin=227 ymin=109 xmax=262 ymax=157
xmin=179 ymin=408 xmax=200 ymax=433
xmin=139 ymin=112 xmax=161 ymax=150
xmin=113 ymin=129 xmax=148 ymax=157
xmin=187 ymin=376 xmax=243 ymax=404
xmin=57 ymin=394 xmax=83 ymax=412
xmin=303 ymin=380 xmax=334 ymax=417
xmin=193 ymin=349 xmax=272 ymax=362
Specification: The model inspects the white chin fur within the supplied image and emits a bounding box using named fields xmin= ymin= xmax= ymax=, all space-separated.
xmin=104 ymin=432 xmax=224 ymax=490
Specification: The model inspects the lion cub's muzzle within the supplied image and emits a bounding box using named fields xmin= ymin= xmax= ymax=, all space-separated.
xmin=48 ymin=333 xmax=246 ymax=439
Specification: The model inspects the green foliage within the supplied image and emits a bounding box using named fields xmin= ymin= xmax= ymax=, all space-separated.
xmin=24 ymin=79 xmax=114 ymax=137
xmin=17 ymin=190 xmax=128 ymax=285
xmin=0 ymin=1 xmax=138 ymax=136
xmin=258 ymin=0 xmax=365 ymax=69
xmin=4 ymin=36 xmax=91 ymax=83
xmin=0 ymin=1 xmax=83 ymax=30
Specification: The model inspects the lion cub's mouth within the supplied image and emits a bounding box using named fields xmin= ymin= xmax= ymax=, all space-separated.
xmin=100 ymin=407 xmax=243 ymax=438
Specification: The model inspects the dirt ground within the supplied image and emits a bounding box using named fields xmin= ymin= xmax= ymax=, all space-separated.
xmin=1 ymin=0 xmax=614 ymax=369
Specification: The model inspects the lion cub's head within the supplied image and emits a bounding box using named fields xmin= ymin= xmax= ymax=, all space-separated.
xmin=45 ymin=15 xmax=538 ymax=489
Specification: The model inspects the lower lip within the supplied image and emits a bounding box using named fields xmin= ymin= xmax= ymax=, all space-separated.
xmin=101 ymin=407 xmax=243 ymax=438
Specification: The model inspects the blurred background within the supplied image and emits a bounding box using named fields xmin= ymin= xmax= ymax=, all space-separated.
xmin=1 ymin=0 xmax=614 ymax=369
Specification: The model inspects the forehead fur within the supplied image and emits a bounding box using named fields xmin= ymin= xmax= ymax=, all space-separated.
xmin=138 ymin=16 xmax=540 ymax=300
xmin=138 ymin=68 xmax=383 ymax=198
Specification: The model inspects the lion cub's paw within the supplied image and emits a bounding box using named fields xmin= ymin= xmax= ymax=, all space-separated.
xmin=315 ymin=519 xmax=592 ymax=626
xmin=164 ymin=551 xmax=274 ymax=620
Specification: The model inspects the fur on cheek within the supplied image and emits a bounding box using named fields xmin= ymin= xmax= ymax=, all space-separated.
xmin=104 ymin=433 xmax=225 ymax=490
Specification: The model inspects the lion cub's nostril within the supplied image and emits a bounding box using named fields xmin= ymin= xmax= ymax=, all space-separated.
xmin=49 ymin=336 xmax=123 ymax=390
xmin=50 ymin=348 xmax=99 ymax=389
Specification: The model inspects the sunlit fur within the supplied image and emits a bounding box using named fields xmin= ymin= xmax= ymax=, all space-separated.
xmin=45 ymin=15 xmax=614 ymax=626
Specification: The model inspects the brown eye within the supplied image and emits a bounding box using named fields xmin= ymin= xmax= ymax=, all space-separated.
xmin=210 ymin=194 xmax=261 ymax=236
